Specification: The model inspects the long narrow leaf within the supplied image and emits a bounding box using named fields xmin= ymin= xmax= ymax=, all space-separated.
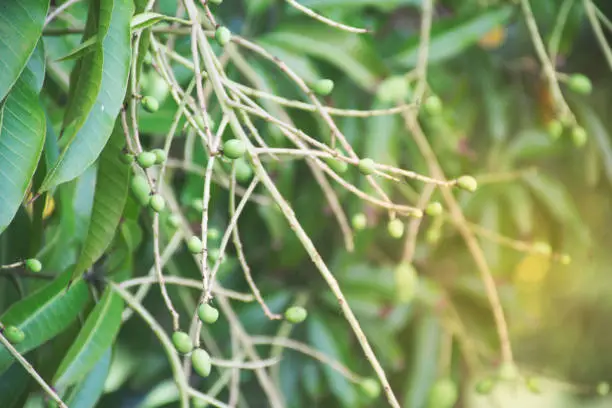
xmin=0 ymin=0 xmax=49 ymax=101
xmin=40 ymin=0 xmax=133 ymax=192
xmin=0 ymin=272 xmax=91 ymax=374
xmin=54 ymin=288 xmax=123 ymax=389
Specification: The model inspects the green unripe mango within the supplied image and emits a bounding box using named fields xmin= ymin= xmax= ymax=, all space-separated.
xmin=191 ymin=348 xmax=212 ymax=377
xmin=172 ymin=331 xmax=193 ymax=354
xmin=223 ymin=139 xmax=247 ymax=160
xmin=198 ymin=303 xmax=219 ymax=324
xmin=4 ymin=325 xmax=25 ymax=344
xmin=357 ymin=158 xmax=376 ymax=175
xmin=25 ymin=258 xmax=42 ymax=273
xmin=137 ymin=151 xmax=157 ymax=168
xmin=285 ymin=306 xmax=307 ymax=323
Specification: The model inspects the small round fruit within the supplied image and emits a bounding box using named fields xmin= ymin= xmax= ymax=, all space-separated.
xmin=457 ymin=175 xmax=478 ymax=192
xmin=25 ymin=258 xmax=42 ymax=273
xmin=428 ymin=378 xmax=458 ymax=408
xmin=191 ymin=348 xmax=212 ymax=377
xmin=4 ymin=326 xmax=25 ymax=344
xmin=215 ymin=26 xmax=232 ymax=46
xmin=426 ymin=226 xmax=441 ymax=244
xmin=475 ymin=378 xmax=495 ymax=395
xmin=137 ymin=151 xmax=157 ymax=168
xmin=312 ymin=79 xmax=334 ymax=96
xmin=560 ymin=254 xmax=571 ymax=265
xmin=498 ymin=362 xmax=519 ymax=381
xmin=526 ymin=376 xmax=541 ymax=394
xmin=234 ymin=158 xmax=253 ymax=182
xmin=547 ymin=120 xmax=563 ymax=140
xmin=208 ymin=248 xmax=221 ymax=263
xmin=285 ymin=306 xmax=307 ymax=324
xmin=532 ymin=241 xmax=552 ymax=256
xmin=324 ymin=156 xmax=348 ymax=174
xmin=152 ymin=149 xmax=167 ymax=164
xmin=424 ymin=95 xmax=442 ymax=115
xmin=394 ymin=262 xmax=418 ymax=303
xmin=187 ymin=236 xmax=203 ymax=254
xmin=198 ymin=303 xmax=219 ymax=324
xmin=568 ymin=74 xmax=592 ymax=95
xmin=357 ymin=158 xmax=376 ymax=175
xmin=141 ymin=96 xmax=159 ymax=113
xmin=425 ymin=202 xmax=443 ymax=216
xmin=571 ymin=126 xmax=587 ymax=147
xmin=131 ymin=175 xmax=151 ymax=205
xmin=597 ymin=381 xmax=610 ymax=396
xmin=120 ymin=152 xmax=134 ymax=164
xmin=207 ymin=228 xmax=220 ymax=241
xmin=360 ymin=378 xmax=381 ymax=399
xmin=377 ymin=75 xmax=409 ymax=103
xmin=168 ymin=214 xmax=181 ymax=228
xmin=223 ymin=139 xmax=246 ymax=160
xmin=387 ymin=219 xmax=404 ymax=239
xmin=149 ymin=194 xmax=165 ymax=213
xmin=192 ymin=199 xmax=205 ymax=212
xmin=172 ymin=331 xmax=193 ymax=354
xmin=352 ymin=213 xmax=367 ymax=230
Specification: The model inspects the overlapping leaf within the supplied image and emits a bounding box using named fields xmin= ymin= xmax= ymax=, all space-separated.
xmin=393 ymin=6 xmax=514 ymax=68
xmin=40 ymin=0 xmax=133 ymax=192
xmin=0 ymin=0 xmax=48 ymax=101
xmin=70 ymin=123 xmax=130 ymax=283
xmin=0 ymin=272 xmax=90 ymax=374
xmin=0 ymin=77 xmax=46 ymax=235
xmin=54 ymin=288 xmax=123 ymax=389
xmin=259 ymin=23 xmax=386 ymax=90
xmin=64 ymin=348 xmax=112 ymax=408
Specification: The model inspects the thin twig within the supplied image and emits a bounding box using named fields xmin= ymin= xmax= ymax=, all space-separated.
xmin=0 ymin=332 xmax=68 ymax=407
xmin=44 ymin=0 xmax=83 ymax=26
xmin=230 ymin=166 xmax=282 ymax=320
xmin=110 ymin=282 xmax=190 ymax=408
xmin=284 ymin=0 xmax=369 ymax=33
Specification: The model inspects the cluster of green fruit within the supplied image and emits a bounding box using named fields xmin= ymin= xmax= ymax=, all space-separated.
xmin=169 ymin=303 xmax=308 ymax=377
xmin=546 ymin=73 xmax=593 ymax=147
xmin=349 ymin=174 xmax=476 ymax=239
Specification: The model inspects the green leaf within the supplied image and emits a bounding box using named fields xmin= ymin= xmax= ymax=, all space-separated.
xmin=254 ymin=43 xmax=320 ymax=85
xmin=365 ymin=100 xmax=399 ymax=167
xmin=0 ymin=0 xmax=49 ymax=101
xmin=54 ymin=288 xmax=123 ymax=389
xmin=393 ymin=6 xmax=514 ymax=68
xmin=64 ymin=348 xmax=112 ymax=408
xmin=0 ymin=272 xmax=91 ymax=374
xmin=572 ymin=102 xmax=612 ymax=189
xmin=506 ymin=129 xmax=556 ymax=162
xmin=523 ymin=172 xmax=589 ymax=243
xmin=22 ymin=40 xmax=46 ymax=93
xmin=259 ymin=23 xmax=386 ymax=89
xmin=40 ymin=0 xmax=133 ymax=192
xmin=0 ymin=78 xmax=46 ymax=235
xmin=0 ymin=362 xmax=31 ymax=407
xmin=307 ymin=314 xmax=358 ymax=407
xmin=403 ymin=313 xmax=441 ymax=408
xmin=503 ymin=183 xmax=532 ymax=236
xmin=70 ymin=123 xmax=130 ymax=283
xmin=59 ymin=0 xmax=112 ymax=140
xmin=56 ymin=35 xmax=100 ymax=62
xmin=297 ymin=0 xmax=420 ymax=11
xmin=130 ymin=12 xmax=188 ymax=31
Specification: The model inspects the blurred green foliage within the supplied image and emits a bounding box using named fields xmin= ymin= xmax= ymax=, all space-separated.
xmin=2 ymin=0 xmax=612 ymax=407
